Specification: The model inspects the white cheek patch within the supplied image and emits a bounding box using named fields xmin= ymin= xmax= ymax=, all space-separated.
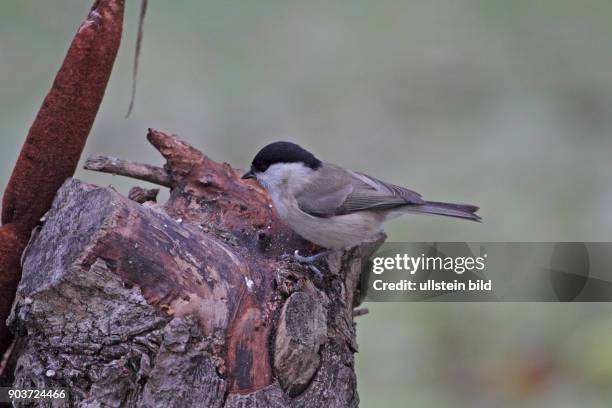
xmin=257 ymin=176 xmax=273 ymax=191
xmin=257 ymin=163 xmax=314 ymax=191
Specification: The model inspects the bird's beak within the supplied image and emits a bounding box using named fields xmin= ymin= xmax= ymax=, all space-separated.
xmin=241 ymin=169 xmax=255 ymax=180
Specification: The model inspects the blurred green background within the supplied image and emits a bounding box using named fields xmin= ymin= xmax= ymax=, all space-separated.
xmin=2 ymin=1 xmax=612 ymax=406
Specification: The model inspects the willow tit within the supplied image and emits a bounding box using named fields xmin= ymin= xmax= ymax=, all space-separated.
xmin=242 ymin=142 xmax=480 ymax=264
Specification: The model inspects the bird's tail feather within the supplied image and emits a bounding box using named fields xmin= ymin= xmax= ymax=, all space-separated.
xmin=409 ymin=201 xmax=481 ymax=222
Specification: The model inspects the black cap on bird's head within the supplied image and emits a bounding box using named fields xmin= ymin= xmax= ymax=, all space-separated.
xmin=242 ymin=141 xmax=322 ymax=179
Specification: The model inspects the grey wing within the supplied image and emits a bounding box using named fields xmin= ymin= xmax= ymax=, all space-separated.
xmin=295 ymin=163 xmax=424 ymax=216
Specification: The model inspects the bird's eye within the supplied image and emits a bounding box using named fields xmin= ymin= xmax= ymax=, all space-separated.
xmin=253 ymin=160 xmax=269 ymax=173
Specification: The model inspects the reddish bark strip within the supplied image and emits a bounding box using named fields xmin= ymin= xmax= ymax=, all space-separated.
xmin=0 ymin=0 xmax=125 ymax=360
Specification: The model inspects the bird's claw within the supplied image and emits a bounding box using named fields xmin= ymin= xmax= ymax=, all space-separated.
xmin=306 ymin=264 xmax=324 ymax=280
xmin=281 ymin=249 xmax=333 ymax=280
xmin=291 ymin=250 xmax=321 ymax=264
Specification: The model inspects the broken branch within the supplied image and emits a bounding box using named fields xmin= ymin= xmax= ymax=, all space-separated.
xmin=84 ymin=154 xmax=172 ymax=187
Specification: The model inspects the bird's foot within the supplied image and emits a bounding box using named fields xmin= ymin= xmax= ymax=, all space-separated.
xmin=291 ymin=249 xmax=333 ymax=264
xmin=282 ymin=249 xmax=334 ymax=280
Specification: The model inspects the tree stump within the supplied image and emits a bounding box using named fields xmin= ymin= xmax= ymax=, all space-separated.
xmin=7 ymin=129 xmax=383 ymax=407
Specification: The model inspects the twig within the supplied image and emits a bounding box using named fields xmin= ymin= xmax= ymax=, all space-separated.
xmin=84 ymin=155 xmax=172 ymax=187
xmin=352 ymin=308 xmax=369 ymax=317
xmin=128 ymin=186 xmax=159 ymax=203
xmin=0 ymin=337 xmax=16 ymax=380
xmin=125 ymin=0 xmax=148 ymax=118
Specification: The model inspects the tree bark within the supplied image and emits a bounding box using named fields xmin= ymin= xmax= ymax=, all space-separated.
xmin=7 ymin=129 xmax=383 ymax=407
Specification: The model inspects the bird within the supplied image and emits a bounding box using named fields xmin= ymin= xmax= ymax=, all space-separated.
xmin=242 ymin=141 xmax=480 ymax=274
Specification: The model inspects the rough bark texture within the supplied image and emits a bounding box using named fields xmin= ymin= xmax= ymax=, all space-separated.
xmin=7 ymin=130 xmax=383 ymax=407
xmin=0 ymin=0 xmax=124 ymax=365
